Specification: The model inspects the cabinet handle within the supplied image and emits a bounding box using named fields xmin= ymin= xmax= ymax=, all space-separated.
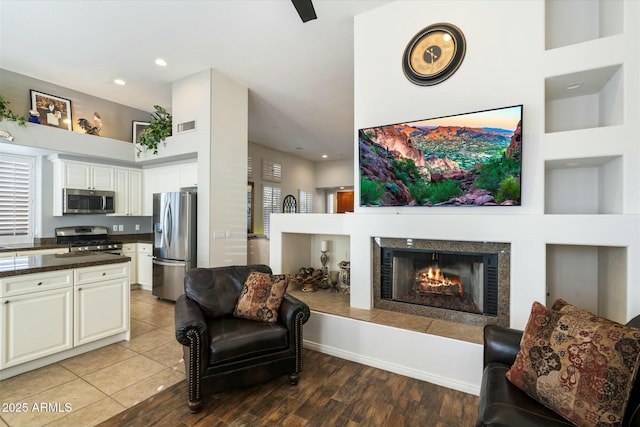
xmin=4 ymin=300 xmax=8 ymax=304
xmin=36 ymin=281 xmax=43 ymax=286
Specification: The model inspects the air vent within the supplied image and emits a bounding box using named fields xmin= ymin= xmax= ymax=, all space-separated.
xmin=177 ymin=120 xmax=196 ymax=134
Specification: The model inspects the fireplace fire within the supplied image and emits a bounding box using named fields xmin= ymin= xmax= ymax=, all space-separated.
xmin=373 ymin=237 xmax=511 ymax=326
xmin=415 ymin=256 xmax=463 ymax=296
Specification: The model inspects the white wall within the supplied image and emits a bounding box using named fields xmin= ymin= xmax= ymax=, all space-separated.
xmin=271 ymin=0 xmax=640 ymax=396
xmin=248 ymin=142 xmax=317 ymax=235
xmin=315 ymin=158 xmax=354 ymax=189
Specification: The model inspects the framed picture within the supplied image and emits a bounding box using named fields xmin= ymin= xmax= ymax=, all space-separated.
xmin=132 ymin=121 xmax=150 ymax=143
xmin=30 ymin=90 xmax=72 ymax=131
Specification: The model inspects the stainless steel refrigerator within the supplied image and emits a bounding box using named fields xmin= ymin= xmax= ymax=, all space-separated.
xmin=152 ymin=191 xmax=197 ymax=301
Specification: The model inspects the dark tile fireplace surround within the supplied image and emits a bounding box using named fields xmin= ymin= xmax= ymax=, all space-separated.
xmin=373 ymin=238 xmax=510 ymax=327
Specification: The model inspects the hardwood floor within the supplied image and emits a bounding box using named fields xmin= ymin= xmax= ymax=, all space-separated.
xmin=98 ymin=349 xmax=479 ymax=427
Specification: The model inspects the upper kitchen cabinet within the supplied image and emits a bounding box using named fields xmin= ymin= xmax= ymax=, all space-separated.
xmin=49 ymin=157 xmax=144 ymax=217
xmin=54 ymin=159 xmax=114 ymax=191
xmin=113 ymin=168 xmax=143 ymax=216
xmin=142 ymin=161 xmax=197 ymax=215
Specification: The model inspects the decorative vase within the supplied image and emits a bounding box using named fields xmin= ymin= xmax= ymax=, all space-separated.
xmin=338 ymin=260 xmax=350 ymax=293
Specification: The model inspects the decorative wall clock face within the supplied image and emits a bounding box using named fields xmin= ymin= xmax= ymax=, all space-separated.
xmin=402 ymin=23 xmax=466 ymax=86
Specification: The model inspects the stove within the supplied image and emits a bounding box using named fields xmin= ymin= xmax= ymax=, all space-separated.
xmin=55 ymin=226 xmax=123 ymax=253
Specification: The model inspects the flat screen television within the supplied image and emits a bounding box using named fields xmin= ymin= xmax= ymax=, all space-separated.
xmin=358 ymin=104 xmax=522 ymax=207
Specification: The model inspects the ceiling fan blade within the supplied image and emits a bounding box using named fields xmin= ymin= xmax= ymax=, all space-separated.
xmin=291 ymin=0 xmax=317 ymax=23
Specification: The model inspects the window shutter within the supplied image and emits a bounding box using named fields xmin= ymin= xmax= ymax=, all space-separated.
xmin=262 ymin=185 xmax=281 ymax=238
xmin=262 ymin=160 xmax=282 ymax=182
xmin=326 ymin=192 xmax=335 ymax=214
xmin=298 ymin=190 xmax=314 ymax=213
xmin=0 ymin=154 xmax=34 ymax=239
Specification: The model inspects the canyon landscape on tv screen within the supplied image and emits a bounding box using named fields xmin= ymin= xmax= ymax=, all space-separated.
xmin=359 ymin=105 xmax=523 ymax=207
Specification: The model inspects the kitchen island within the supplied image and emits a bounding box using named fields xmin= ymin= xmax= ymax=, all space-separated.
xmin=0 ymin=252 xmax=131 ymax=380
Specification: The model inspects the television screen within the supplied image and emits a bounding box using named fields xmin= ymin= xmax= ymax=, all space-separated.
xmin=359 ymin=104 xmax=522 ymax=207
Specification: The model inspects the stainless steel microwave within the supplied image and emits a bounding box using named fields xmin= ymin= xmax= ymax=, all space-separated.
xmin=63 ymin=188 xmax=115 ymax=214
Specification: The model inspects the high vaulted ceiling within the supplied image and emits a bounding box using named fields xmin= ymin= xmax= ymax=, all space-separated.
xmin=0 ymin=0 xmax=391 ymax=161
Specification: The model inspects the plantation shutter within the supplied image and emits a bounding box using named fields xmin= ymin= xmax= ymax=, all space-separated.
xmin=262 ymin=160 xmax=282 ymax=182
xmin=0 ymin=154 xmax=34 ymax=239
xmin=326 ymin=192 xmax=335 ymax=214
xmin=298 ymin=190 xmax=313 ymax=213
xmin=262 ymin=185 xmax=281 ymax=238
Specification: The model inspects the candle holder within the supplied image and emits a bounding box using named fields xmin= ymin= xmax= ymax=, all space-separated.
xmin=320 ymin=250 xmax=328 ymax=275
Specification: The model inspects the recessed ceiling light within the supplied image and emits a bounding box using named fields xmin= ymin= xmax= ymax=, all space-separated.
xmin=565 ymin=82 xmax=583 ymax=90
xmin=114 ymin=78 xmax=126 ymax=86
xmin=155 ymin=58 xmax=168 ymax=67
xmin=321 ymin=154 xmax=328 ymax=158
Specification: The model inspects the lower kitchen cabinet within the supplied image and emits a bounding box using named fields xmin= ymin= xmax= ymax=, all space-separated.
xmin=137 ymin=243 xmax=153 ymax=290
xmin=74 ymin=264 xmax=129 ymax=346
xmin=0 ymin=260 xmax=130 ymax=375
xmin=1 ymin=287 xmax=73 ymax=368
xmin=122 ymin=244 xmax=137 ymax=284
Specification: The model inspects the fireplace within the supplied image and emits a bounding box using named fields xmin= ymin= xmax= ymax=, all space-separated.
xmin=373 ymin=238 xmax=510 ymax=326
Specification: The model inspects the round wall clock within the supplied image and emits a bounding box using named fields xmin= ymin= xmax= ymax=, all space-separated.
xmin=402 ymin=23 xmax=466 ymax=86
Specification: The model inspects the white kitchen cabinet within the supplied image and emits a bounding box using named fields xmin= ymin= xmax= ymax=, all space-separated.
xmin=178 ymin=163 xmax=198 ymax=189
xmin=113 ymin=168 xmax=143 ymax=216
xmin=58 ymin=160 xmax=114 ymax=191
xmin=137 ymin=243 xmax=153 ymax=290
xmin=50 ymin=158 xmax=116 ymax=216
xmin=73 ymin=264 xmax=129 ymax=346
xmin=143 ymin=161 xmax=197 ymax=215
xmin=122 ymin=244 xmax=137 ymax=284
xmin=0 ymin=252 xmax=17 ymax=258
xmin=0 ymin=272 xmax=73 ymax=369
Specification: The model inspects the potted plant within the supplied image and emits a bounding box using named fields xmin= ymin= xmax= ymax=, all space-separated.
xmin=136 ymin=105 xmax=172 ymax=156
xmin=0 ymin=94 xmax=27 ymax=127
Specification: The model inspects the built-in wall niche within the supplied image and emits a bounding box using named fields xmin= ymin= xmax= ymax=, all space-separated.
xmin=280 ymin=233 xmax=350 ymax=277
xmin=545 ymin=156 xmax=622 ymax=214
xmin=545 ymin=65 xmax=623 ymax=133
xmin=546 ymin=244 xmax=627 ymax=323
xmin=545 ymin=0 xmax=623 ymax=50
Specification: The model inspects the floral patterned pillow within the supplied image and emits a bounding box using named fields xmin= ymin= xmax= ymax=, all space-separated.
xmin=233 ymin=271 xmax=289 ymax=323
xmin=506 ymin=301 xmax=640 ymax=427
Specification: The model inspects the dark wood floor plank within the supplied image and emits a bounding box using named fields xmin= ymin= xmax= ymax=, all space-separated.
xmin=97 ymin=349 xmax=479 ymax=427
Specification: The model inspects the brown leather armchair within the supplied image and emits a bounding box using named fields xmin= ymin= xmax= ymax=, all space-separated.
xmin=174 ymin=264 xmax=311 ymax=413
xmin=476 ymin=314 xmax=640 ymax=427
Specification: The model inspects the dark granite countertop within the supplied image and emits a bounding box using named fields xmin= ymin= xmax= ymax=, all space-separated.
xmin=0 ymin=243 xmax=69 ymax=253
xmin=0 ymin=234 xmax=153 ymax=254
xmin=0 ymin=252 xmax=131 ymax=278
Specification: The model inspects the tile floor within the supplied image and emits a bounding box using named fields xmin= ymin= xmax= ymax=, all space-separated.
xmin=0 ymin=286 xmax=482 ymax=427
xmin=0 ymin=289 xmax=184 ymax=427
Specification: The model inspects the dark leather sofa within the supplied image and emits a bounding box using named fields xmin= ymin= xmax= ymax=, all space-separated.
xmin=174 ymin=264 xmax=311 ymax=413
xmin=476 ymin=314 xmax=640 ymax=427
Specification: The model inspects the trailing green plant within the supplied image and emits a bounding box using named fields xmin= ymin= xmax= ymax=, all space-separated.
xmin=496 ymin=176 xmax=520 ymax=203
xmin=0 ymin=95 xmax=27 ymax=127
xmin=360 ymin=176 xmax=385 ymax=205
xmin=425 ymin=180 xmax=463 ymax=204
xmin=136 ymin=105 xmax=172 ymax=156
xmin=474 ymin=154 xmax=520 ymax=194
xmin=392 ymin=158 xmax=422 ymax=185
xmin=408 ymin=180 xmax=430 ymax=205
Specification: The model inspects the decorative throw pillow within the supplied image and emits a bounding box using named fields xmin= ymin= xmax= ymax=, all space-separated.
xmin=233 ymin=271 xmax=289 ymax=323
xmin=506 ymin=301 xmax=640 ymax=427
xmin=551 ymin=298 xmax=616 ymax=324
